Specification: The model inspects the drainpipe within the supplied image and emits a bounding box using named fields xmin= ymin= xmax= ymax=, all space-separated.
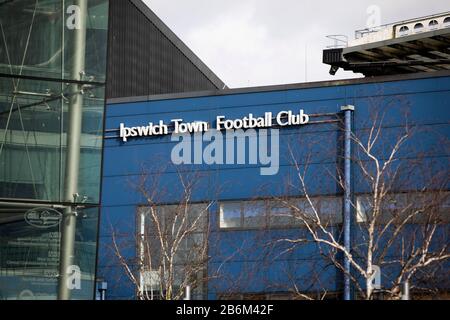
xmin=57 ymin=0 xmax=88 ymax=300
xmin=341 ymin=105 xmax=355 ymax=300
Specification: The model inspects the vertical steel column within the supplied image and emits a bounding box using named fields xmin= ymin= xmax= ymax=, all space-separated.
xmin=341 ymin=105 xmax=355 ymax=300
xmin=58 ymin=0 xmax=88 ymax=300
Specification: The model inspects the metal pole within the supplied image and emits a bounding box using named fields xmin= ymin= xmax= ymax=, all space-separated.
xmin=402 ymin=281 xmax=410 ymax=300
xmin=57 ymin=0 xmax=87 ymax=300
xmin=341 ymin=105 xmax=355 ymax=300
xmin=98 ymin=281 xmax=107 ymax=300
xmin=184 ymin=285 xmax=191 ymax=300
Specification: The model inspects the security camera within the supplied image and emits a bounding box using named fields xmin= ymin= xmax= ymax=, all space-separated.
xmin=329 ymin=65 xmax=340 ymax=75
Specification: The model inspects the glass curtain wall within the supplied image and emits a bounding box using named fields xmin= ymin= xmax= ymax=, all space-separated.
xmin=0 ymin=0 xmax=109 ymax=300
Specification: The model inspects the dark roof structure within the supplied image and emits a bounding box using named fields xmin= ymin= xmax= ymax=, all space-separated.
xmin=106 ymin=0 xmax=226 ymax=99
xmin=323 ymin=13 xmax=450 ymax=77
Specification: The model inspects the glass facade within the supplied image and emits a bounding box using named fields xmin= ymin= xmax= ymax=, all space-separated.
xmin=0 ymin=0 xmax=108 ymax=82
xmin=0 ymin=0 xmax=109 ymax=300
xmin=0 ymin=206 xmax=99 ymax=299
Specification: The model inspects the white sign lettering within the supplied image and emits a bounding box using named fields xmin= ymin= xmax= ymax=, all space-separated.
xmin=119 ymin=109 xmax=310 ymax=143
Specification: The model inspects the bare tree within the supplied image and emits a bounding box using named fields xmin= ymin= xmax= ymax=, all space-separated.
xmin=277 ymin=108 xmax=449 ymax=300
xmin=110 ymin=166 xmax=213 ymax=300
xmin=208 ymin=196 xmax=338 ymax=300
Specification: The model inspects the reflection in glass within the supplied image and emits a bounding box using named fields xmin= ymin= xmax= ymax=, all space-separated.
xmin=0 ymin=206 xmax=99 ymax=300
xmin=243 ymin=201 xmax=266 ymax=228
xmin=138 ymin=204 xmax=208 ymax=300
xmin=0 ymin=78 xmax=105 ymax=203
xmin=269 ymin=205 xmax=293 ymax=227
xmin=0 ymin=0 xmax=109 ymax=82
xmin=219 ymin=202 xmax=242 ymax=229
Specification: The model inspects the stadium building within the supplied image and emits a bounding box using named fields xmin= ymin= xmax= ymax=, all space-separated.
xmin=0 ymin=1 xmax=448 ymax=300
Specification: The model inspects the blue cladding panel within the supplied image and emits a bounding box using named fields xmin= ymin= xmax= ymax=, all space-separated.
xmin=99 ymin=75 xmax=450 ymax=299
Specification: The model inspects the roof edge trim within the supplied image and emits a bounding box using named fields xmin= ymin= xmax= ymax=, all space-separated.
xmin=107 ymin=70 xmax=450 ymax=105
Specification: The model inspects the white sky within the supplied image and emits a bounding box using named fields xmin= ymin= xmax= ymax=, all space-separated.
xmin=143 ymin=0 xmax=449 ymax=88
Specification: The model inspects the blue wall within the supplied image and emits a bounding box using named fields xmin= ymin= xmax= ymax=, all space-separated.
xmin=98 ymin=75 xmax=450 ymax=299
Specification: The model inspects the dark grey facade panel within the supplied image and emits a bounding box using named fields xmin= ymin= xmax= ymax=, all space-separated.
xmin=130 ymin=0 xmax=225 ymax=88
xmin=106 ymin=0 xmax=224 ymax=99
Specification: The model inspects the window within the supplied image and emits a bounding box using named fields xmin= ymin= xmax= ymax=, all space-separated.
xmin=356 ymin=196 xmax=369 ymax=223
xmin=269 ymin=202 xmax=294 ymax=227
xmin=0 ymin=0 xmax=109 ymax=203
xmin=141 ymin=290 xmax=164 ymax=300
xmin=219 ymin=201 xmax=267 ymax=229
xmin=356 ymin=192 xmax=450 ymax=224
xmin=414 ymin=23 xmax=424 ymax=32
xmin=219 ymin=202 xmax=242 ymax=228
xmin=219 ymin=197 xmax=343 ymax=230
xmin=398 ymin=25 xmax=409 ymax=36
xmin=137 ymin=203 xmax=208 ymax=300
xmin=0 ymin=206 xmax=99 ymax=300
xmin=141 ymin=270 xmax=162 ymax=299
xmin=0 ymin=182 xmax=44 ymax=199
xmin=292 ymin=197 xmax=343 ymax=226
xmin=429 ymin=20 xmax=439 ymax=28
xmin=444 ymin=17 xmax=450 ymax=26
xmin=243 ymin=201 xmax=266 ymax=228
xmin=317 ymin=197 xmax=343 ymax=225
